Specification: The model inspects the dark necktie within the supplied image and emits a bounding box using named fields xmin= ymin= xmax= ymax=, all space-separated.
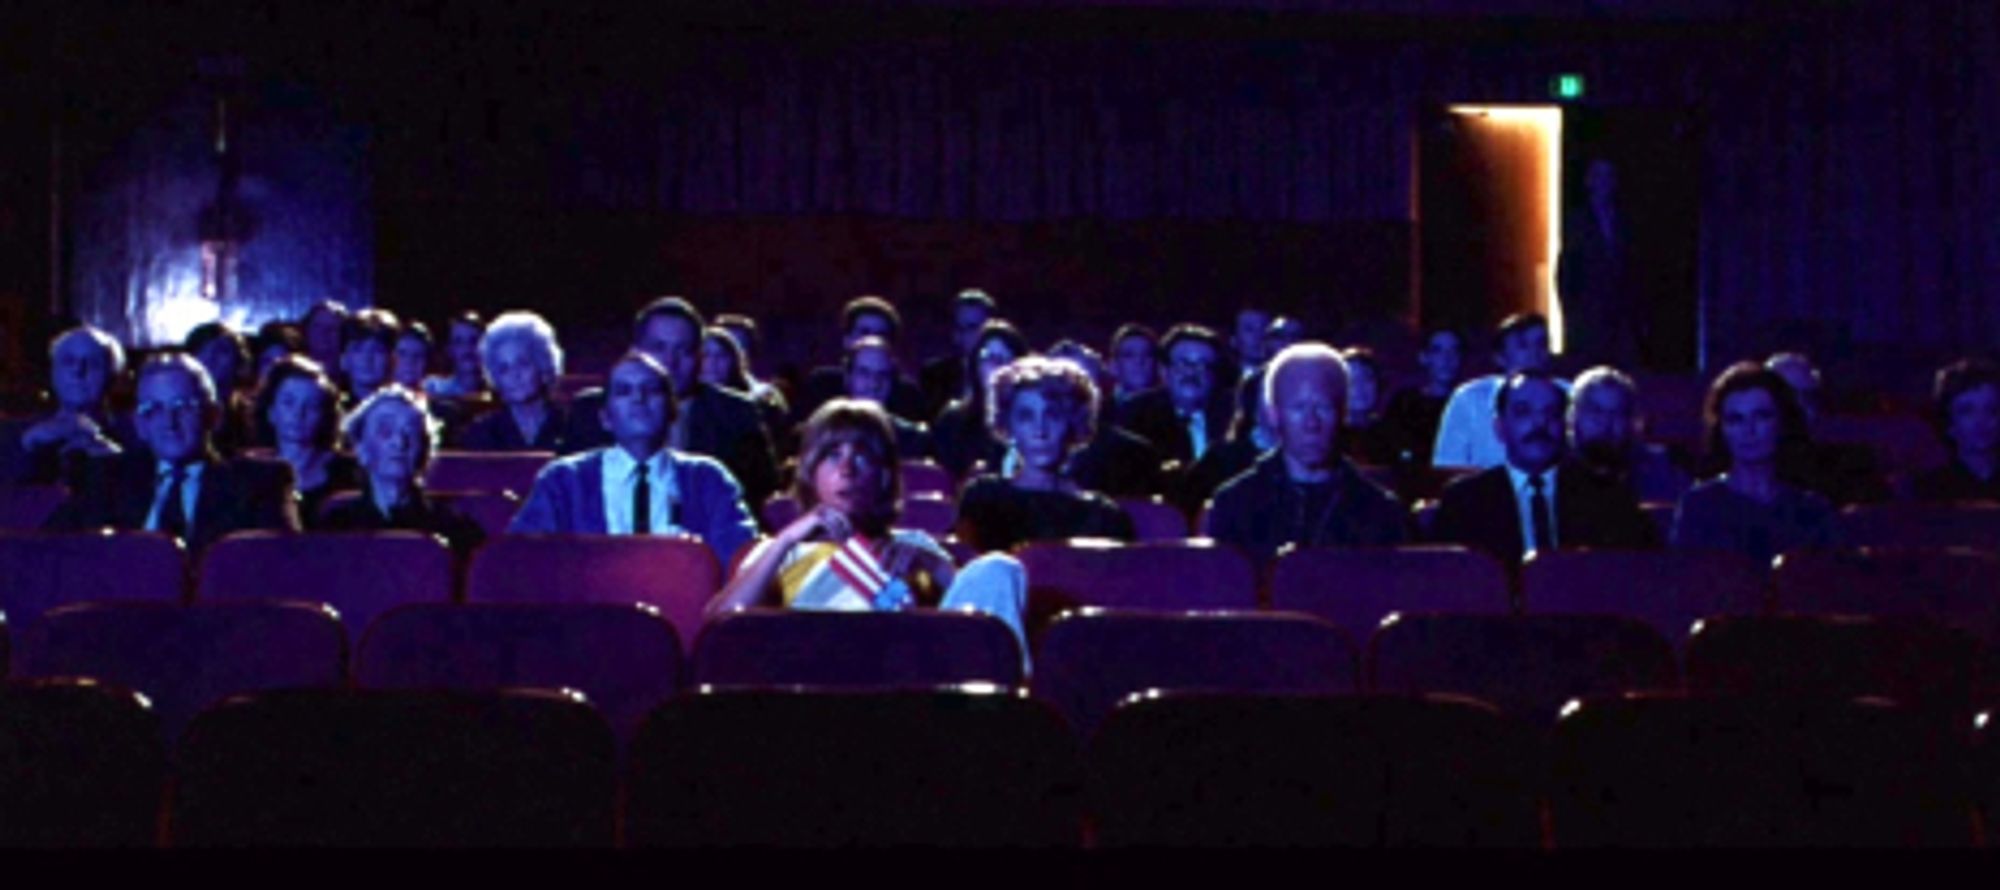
xmin=1528 ymin=473 xmax=1554 ymax=554
xmin=158 ymin=464 xmax=189 ymax=541
xmin=632 ymin=463 xmax=651 ymax=536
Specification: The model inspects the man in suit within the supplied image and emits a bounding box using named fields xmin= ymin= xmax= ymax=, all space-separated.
xmin=918 ymin=288 xmax=996 ymax=420
xmin=511 ymin=352 xmax=759 ymax=569
xmin=1 ymin=325 xmax=128 ymax=485
xmin=46 ymin=353 xmax=300 ymax=553
xmin=1120 ymin=324 xmax=1236 ymax=467
xmin=792 ymin=295 xmax=927 ymax=423
xmin=571 ymin=297 xmax=781 ymax=512
xmin=844 ymin=336 xmax=932 ymax=461
xmin=1431 ymin=371 xmax=1655 ymax=568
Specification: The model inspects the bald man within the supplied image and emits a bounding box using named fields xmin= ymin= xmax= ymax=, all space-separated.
xmin=1205 ymin=343 xmax=1407 ymax=563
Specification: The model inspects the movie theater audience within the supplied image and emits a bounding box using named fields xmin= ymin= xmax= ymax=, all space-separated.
xmin=457 ymin=310 xmax=588 ymax=453
xmin=1567 ymin=365 xmax=1691 ymax=503
xmin=1122 ymin=323 xmax=1235 ymax=466
xmin=319 ymin=384 xmax=485 ymax=558
xmin=1383 ymin=327 xmax=1465 ymax=469
xmin=931 ymin=319 xmax=1029 ymax=478
xmin=1672 ymin=362 xmax=1837 ymax=566
xmin=953 ymin=356 xmax=1134 ymax=554
xmin=1 ymin=325 xmax=127 ymax=484
xmin=795 ymin=296 xmax=926 ymax=422
xmin=919 ymin=288 xmax=998 ymax=419
xmin=1433 ymin=313 xmax=1563 ymax=471
xmin=843 ymin=335 xmax=931 ymax=461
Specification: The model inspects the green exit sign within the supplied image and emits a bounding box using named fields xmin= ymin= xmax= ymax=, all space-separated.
xmin=1551 ymin=74 xmax=1586 ymax=101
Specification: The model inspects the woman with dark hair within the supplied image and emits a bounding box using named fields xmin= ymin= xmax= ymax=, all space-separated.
xmin=931 ymin=320 xmax=1031 ymax=478
xmin=700 ymin=324 xmax=792 ymax=453
xmin=954 ymin=356 xmax=1134 ymax=553
xmin=252 ymin=354 xmax=362 ymax=523
xmin=707 ymin=399 xmax=1027 ymax=647
xmin=1911 ymin=358 xmax=2000 ymax=503
xmin=319 ymin=384 xmax=485 ymax=558
xmin=1671 ymin=361 xmax=1836 ymax=565
xmin=251 ymin=322 xmax=304 ymax=381
xmin=1338 ymin=346 xmax=1400 ymax=466
xmin=423 ymin=312 xmax=489 ymax=401
xmin=392 ymin=321 xmax=434 ymax=391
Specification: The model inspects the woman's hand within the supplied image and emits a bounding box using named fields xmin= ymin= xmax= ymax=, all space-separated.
xmin=880 ymin=538 xmax=957 ymax=591
xmin=779 ymin=503 xmax=852 ymax=547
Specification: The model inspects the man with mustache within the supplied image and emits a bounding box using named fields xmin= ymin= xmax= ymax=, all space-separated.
xmin=1430 ymin=371 xmax=1654 ymax=568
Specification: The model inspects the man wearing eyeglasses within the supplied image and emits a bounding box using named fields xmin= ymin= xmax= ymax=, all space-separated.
xmin=46 ymin=353 xmax=301 ymax=552
xmin=1120 ymin=324 xmax=1237 ymax=467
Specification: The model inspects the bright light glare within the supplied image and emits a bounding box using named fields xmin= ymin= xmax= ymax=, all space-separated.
xmin=1447 ymin=105 xmax=1565 ymax=354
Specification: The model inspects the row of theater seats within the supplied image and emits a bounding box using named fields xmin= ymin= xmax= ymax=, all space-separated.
xmin=4 ymin=678 xmax=1997 ymax=847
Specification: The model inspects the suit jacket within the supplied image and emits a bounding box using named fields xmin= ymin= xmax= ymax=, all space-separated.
xmin=1429 ymin=460 xmax=1656 ymax=567
xmin=507 ymin=447 xmax=759 ymax=568
xmin=795 ymin=366 xmax=927 ymax=424
xmin=918 ymin=354 xmax=967 ymax=421
xmin=570 ymin=382 xmax=781 ymax=512
xmin=46 ymin=450 xmax=302 ymax=553
xmin=1120 ymin=388 xmax=1236 ymax=467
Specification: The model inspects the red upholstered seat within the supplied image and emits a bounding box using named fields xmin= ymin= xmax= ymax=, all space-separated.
xmin=0 ymin=485 xmax=66 ymax=531
xmin=465 ymin=534 xmax=720 ymax=651
xmin=1016 ymin=539 xmax=1257 ymax=632
xmin=196 ymin=531 xmax=455 ymax=636
xmin=899 ymin=460 xmax=955 ymax=497
xmin=1521 ymin=548 xmax=1767 ymax=646
xmin=1836 ymin=503 xmax=2000 ymax=553
xmin=1116 ymin=496 xmax=1190 ymax=541
xmin=900 ymin=492 xmax=957 ymax=535
xmin=1269 ymin=545 xmax=1509 ymax=642
xmin=1365 ymin=613 xmax=1678 ymax=725
xmin=1771 ymin=547 xmax=2000 ymax=643
xmin=0 ymin=531 xmax=185 ymax=626
xmin=422 ymin=450 xmax=555 ymax=496
xmin=691 ymin=609 xmax=1021 ymax=690
xmin=1684 ymin=614 xmax=1981 ymax=719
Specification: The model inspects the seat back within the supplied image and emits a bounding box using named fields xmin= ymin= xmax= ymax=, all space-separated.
xmin=1521 ymin=549 xmax=1768 ymax=645
xmin=1549 ymin=694 xmax=1974 ymax=847
xmin=355 ymin=603 xmax=681 ymax=744
xmin=1684 ymin=614 xmax=1982 ymax=719
xmin=422 ymin=450 xmax=554 ymax=496
xmin=1116 ymin=496 xmax=1190 ymax=541
xmin=900 ymin=460 xmax=955 ymax=497
xmin=1089 ymin=693 xmax=1543 ymax=847
xmin=901 ymin=493 xmax=957 ymax=536
xmin=1269 ymin=545 xmax=1510 ymax=642
xmin=1030 ymin=611 xmax=1356 ymax=737
xmin=169 ymin=689 xmax=616 ymax=847
xmin=196 ymin=531 xmax=455 ymax=636
xmin=625 ymin=689 xmax=1082 ymax=847
xmin=17 ymin=601 xmax=348 ymax=741
xmin=465 ymin=534 xmax=721 ymax=651
xmin=0 ymin=485 xmax=66 ymax=531
xmin=1837 ymin=503 xmax=2000 ymax=553
xmin=1772 ymin=547 xmax=2000 ymax=643
xmin=0 ymin=532 xmax=185 ymax=625
xmin=427 ymin=490 xmax=523 ymax=541
xmin=1366 ymin=613 xmax=1678 ymax=725
xmin=1017 ymin=540 xmax=1256 ymax=632
xmin=0 ymin=679 xmax=165 ymax=847
xmin=691 ymin=609 xmax=1022 ymax=689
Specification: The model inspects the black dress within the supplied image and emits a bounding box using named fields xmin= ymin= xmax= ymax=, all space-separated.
xmin=297 ymin=452 xmax=364 ymax=527
xmin=318 ymin=488 xmax=488 ymax=559
xmin=952 ymin=474 xmax=1135 ymax=553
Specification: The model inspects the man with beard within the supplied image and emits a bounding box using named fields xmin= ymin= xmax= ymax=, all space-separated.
xmin=1567 ymin=366 xmax=1689 ymax=503
xmin=1431 ymin=371 xmax=1654 ymax=568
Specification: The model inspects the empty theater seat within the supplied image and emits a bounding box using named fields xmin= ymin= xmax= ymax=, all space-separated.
xmin=16 ymin=601 xmax=348 ymax=741
xmin=423 ymin=450 xmax=555 ymax=495
xmin=1521 ymin=549 xmax=1768 ymax=646
xmin=1030 ymin=610 xmax=1357 ymax=737
xmin=691 ymin=609 xmax=1022 ymax=689
xmin=0 ymin=485 xmax=66 ymax=531
xmin=900 ymin=493 xmax=957 ymax=535
xmin=1771 ymin=548 xmax=2000 ymax=643
xmin=169 ymin=688 xmax=616 ymax=847
xmin=1116 ymin=496 xmax=1191 ymax=541
xmin=1548 ymin=694 xmax=1974 ymax=847
xmin=196 ymin=531 xmax=455 ymax=635
xmin=0 ymin=679 xmax=166 ymax=847
xmin=1365 ymin=613 xmax=1678 ymax=725
xmin=1683 ymin=614 xmax=1982 ymax=719
xmin=1837 ymin=503 xmax=2000 ymax=553
xmin=900 ymin=460 xmax=955 ymax=497
xmin=0 ymin=531 xmax=185 ymax=625
xmin=466 ymin=534 xmax=720 ymax=651
xmin=1088 ymin=692 xmax=1544 ymax=847
xmin=1016 ymin=539 xmax=1257 ymax=631
xmin=624 ymin=688 xmax=1083 ymax=847
xmin=355 ymin=602 xmax=682 ymax=744
xmin=1268 ymin=545 xmax=1510 ymax=643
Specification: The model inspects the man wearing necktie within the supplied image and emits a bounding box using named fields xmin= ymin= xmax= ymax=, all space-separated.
xmin=511 ymin=352 xmax=759 ymax=569
xmin=47 ymin=353 xmax=300 ymax=552
xmin=1121 ymin=323 xmax=1234 ymax=466
xmin=1431 ymin=371 xmax=1655 ymax=571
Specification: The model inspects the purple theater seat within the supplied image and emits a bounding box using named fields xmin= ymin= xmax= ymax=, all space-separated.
xmin=0 ymin=485 xmax=66 ymax=531
xmin=354 ymin=602 xmax=681 ymax=743
xmin=0 ymin=679 xmax=166 ymax=847
xmin=196 ymin=531 xmax=455 ymax=636
xmin=319 ymin=489 xmax=521 ymax=542
xmin=1089 ymin=693 xmax=1544 ymax=847
xmin=690 ymin=609 xmax=1022 ymax=689
xmin=1521 ymin=548 xmax=1768 ymax=646
xmin=901 ymin=493 xmax=957 ymax=535
xmin=1684 ymin=614 xmax=1981 ymax=719
xmin=1818 ymin=413 xmax=1948 ymax=477
xmin=1837 ymin=503 xmax=2000 ymax=553
xmin=1268 ymin=545 xmax=1510 ymax=643
xmin=1365 ymin=613 xmax=1678 ymax=725
xmin=1030 ymin=610 xmax=1357 ymax=737
xmin=1772 ymin=547 xmax=2000 ymax=643
xmin=169 ymin=688 xmax=615 ymax=847
xmin=900 ymin=460 xmax=955 ymax=497
xmin=422 ymin=450 xmax=555 ymax=496
xmin=465 ymin=534 xmax=720 ymax=654
xmin=1116 ymin=496 xmax=1190 ymax=541
xmin=1017 ymin=539 xmax=1257 ymax=633
xmin=625 ymin=688 xmax=1082 ymax=847
xmin=1550 ymin=694 xmax=1974 ymax=847
xmin=0 ymin=531 xmax=185 ymax=626
xmin=16 ymin=601 xmax=347 ymax=741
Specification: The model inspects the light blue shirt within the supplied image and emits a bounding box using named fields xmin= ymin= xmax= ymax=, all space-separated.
xmin=600 ymin=446 xmax=681 ymax=536
xmin=146 ymin=460 xmax=204 ymax=534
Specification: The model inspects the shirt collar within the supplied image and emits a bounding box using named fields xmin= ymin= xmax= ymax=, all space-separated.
xmin=156 ymin=459 xmax=206 ymax=480
xmin=1505 ymin=462 xmax=1558 ymax=496
xmin=603 ymin=445 xmax=671 ymax=481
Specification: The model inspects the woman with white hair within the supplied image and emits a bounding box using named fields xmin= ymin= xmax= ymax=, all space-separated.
xmin=455 ymin=310 xmax=586 ymax=453
xmin=319 ymin=384 xmax=485 ymax=557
